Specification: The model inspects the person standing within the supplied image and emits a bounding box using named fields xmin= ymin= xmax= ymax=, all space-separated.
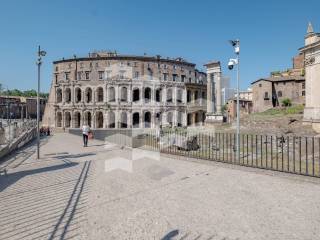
xmin=82 ymin=124 xmax=90 ymax=147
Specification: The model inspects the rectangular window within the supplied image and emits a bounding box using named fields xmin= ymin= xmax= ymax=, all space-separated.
xmin=181 ymin=75 xmax=186 ymax=82
xmin=98 ymin=71 xmax=104 ymax=80
xmin=172 ymin=74 xmax=178 ymax=81
xmin=163 ymin=73 xmax=168 ymax=81
xmin=134 ymin=71 xmax=139 ymax=79
xmin=77 ymin=72 xmax=82 ymax=80
xmin=302 ymin=82 xmax=305 ymax=89
xmin=302 ymin=90 xmax=305 ymax=96
xmin=85 ymin=71 xmax=90 ymax=80
xmin=65 ymin=72 xmax=70 ymax=80
xmin=55 ymin=74 xmax=58 ymax=83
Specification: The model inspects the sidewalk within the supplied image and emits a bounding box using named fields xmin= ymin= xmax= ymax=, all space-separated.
xmin=1 ymin=133 xmax=320 ymax=240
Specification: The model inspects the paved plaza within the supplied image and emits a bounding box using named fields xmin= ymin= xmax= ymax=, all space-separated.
xmin=1 ymin=133 xmax=320 ymax=240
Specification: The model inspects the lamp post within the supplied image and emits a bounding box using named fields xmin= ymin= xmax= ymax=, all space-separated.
xmin=228 ymin=39 xmax=240 ymax=162
xmin=36 ymin=46 xmax=46 ymax=159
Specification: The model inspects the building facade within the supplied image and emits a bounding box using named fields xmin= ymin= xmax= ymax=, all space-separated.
xmin=226 ymin=98 xmax=252 ymax=122
xmin=300 ymin=23 xmax=320 ymax=132
xmin=251 ymin=52 xmax=305 ymax=113
xmin=42 ymin=52 xmax=207 ymax=129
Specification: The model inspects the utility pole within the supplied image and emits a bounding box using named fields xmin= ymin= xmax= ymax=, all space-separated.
xmin=228 ymin=39 xmax=240 ymax=162
xmin=36 ymin=46 xmax=46 ymax=159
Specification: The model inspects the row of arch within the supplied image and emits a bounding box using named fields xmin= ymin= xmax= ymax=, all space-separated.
xmin=56 ymin=110 xmax=205 ymax=129
xmin=56 ymin=86 xmax=203 ymax=104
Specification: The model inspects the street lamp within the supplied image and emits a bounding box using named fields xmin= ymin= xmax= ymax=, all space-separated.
xmin=36 ymin=46 xmax=46 ymax=159
xmin=228 ymin=39 xmax=240 ymax=163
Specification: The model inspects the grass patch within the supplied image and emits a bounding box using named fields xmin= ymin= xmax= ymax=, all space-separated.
xmin=254 ymin=105 xmax=304 ymax=116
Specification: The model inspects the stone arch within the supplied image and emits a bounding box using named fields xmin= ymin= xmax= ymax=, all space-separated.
xmin=166 ymin=88 xmax=173 ymax=102
xmin=155 ymin=112 xmax=162 ymax=126
xmin=177 ymin=111 xmax=183 ymax=127
xmin=96 ymin=111 xmax=104 ymax=128
xmin=144 ymin=87 xmax=151 ymax=102
xmin=120 ymin=112 xmax=128 ymax=128
xmin=167 ymin=111 xmax=173 ymax=126
xmin=85 ymin=87 xmax=92 ymax=103
xmin=108 ymin=111 xmax=115 ymax=128
xmin=56 ymin=88 xmax=62 ymax=103
xmin=133 ymin=88 xmax=140 ymax=102
xmin=121 ymin=87 xmax=128 ymax=102
xmin=177 ymin=88 xmax=183 ymax=103
xmin=187 ymin=90 xmax=191 ymax=103
xmin=187 ymin=113 xmax=192 ymax=126
xmin=155 ymin=88 xmax=162 ymax=102
xmin=56 ymin=112 xmax=62 ymax=127
xmin=108 ymin=87 xmax=115 ymax=102
xmin=75 ymin=87 xmax=82 ymax=103
xmin=74 ymin=111 xmax=81 ymax=128
xmin=84 ymin=111 xmax=92 ymax=127
xmin=96 ymin=87 xmax=104 ymax=102
xmin=65 ymin=88 xmax=71 ymax=103
xmin=65 ymin=112 xmax=71 ymax=128
xmin=132 ymin=112 xmax=140 ymax=128
xmin=144 ymin=111 xmax=151 ymax=128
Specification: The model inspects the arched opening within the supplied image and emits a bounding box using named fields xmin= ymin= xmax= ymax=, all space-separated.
xmin=85 ymin=88 xmax=92 ymax=103
xmin=108 ymin=111 xmax=115 ymax=128
xmin=177 ymin=111 xmax=183 ymax=127
xmin=57 ymin=112 xmax=62 ymax=127
xmin=133 ymin=112 xmax=140 ymax=128
xmin=177 ymin=89 xmax=183 ymax=103
xmin=108 ymin=87 xmax=115 ymax=102
xmin=187 ymin=90 xmax=191 ymax=103
xmin=155 ymin=112 xmax=161 ymax=126
xmin=65 ymin=88 xmax=71 ymax=103
xmin=56 ymin=88 xmax=62 ymax=103
xmin=120 ymin=112 xmax=127 ymax=128
xmin=195 ymin=112 xmax=200 ymax=125
xmin=144 ymin=112 xmax=151 ymax=128
xmin=144 ymin=87 xmax=151 ymax=103
xmin=155 ymin=88 xmax=162 ymax=102
xmin=96 ymin=111 xmax=104 ymax=128
xmin=74 ymin=112 xmax=81 ymax=128
xmin=84 ymin=112 xmax=92 ymax=127
xmin=65 ymin=112 xmax=71 ymax=128
xmin=121 ymin=87 xmax=127 ymax=102
xmin=187 ymin=113 xmax=192 ymax=126
xmin=202 ymin=112 xmax=206 ymax=123
xmin=133 ymin=88 xmax=140 ymax=102
xmin=75 ymin=88 xmax=81 ymax=103
xmin=96 ymin=87 xmax=104 ymax=102
xmin=194 ymin=91 xmax=199 ymax=104
xmin=167 ymin=112 xmax=173 ymax=126
xmin=166 ymin=88 xmax=173 ymax=102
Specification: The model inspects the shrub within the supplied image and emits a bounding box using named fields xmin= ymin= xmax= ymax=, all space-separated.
xmin=281 ymin=98 xmax=292 ymax=107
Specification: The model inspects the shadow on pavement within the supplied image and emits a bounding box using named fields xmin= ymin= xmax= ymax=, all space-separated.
xmin=0 ymin=162 xmax=78 ymax=192
xmin=53 ymin=153 xmax=96 ymax=159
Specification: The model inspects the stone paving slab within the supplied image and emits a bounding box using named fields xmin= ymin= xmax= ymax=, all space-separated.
xmin=1 ymin=133 xmax=320 ymax=240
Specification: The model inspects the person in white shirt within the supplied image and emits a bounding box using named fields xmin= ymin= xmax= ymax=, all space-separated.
xmin=82 ymin=124 xmax=90 ymax=147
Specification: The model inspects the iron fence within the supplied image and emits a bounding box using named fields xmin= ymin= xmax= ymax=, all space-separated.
xmin=140 ymin=130 xmax=320 ymax=178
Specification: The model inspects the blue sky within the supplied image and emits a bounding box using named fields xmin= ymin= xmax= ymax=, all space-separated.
xmin=0 ymin=0 xmax=319 ymax=92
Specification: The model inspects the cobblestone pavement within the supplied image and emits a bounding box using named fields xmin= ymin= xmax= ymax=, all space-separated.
xmin=1 ymin=133 xmax=320 ymax=240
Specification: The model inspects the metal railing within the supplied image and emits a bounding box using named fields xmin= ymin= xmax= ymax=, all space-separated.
xmin=140 ymin=130 xmax=320 ymax=178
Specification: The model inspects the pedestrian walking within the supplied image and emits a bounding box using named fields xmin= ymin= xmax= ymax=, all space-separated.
xmin=82 ymin=124 xmax=90 ymax=147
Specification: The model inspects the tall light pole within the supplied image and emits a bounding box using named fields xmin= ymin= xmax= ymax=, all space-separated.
xmin=36 ymin=46 xmax=46 ymax=159
xmin=228 ymin=39 xmax=240 ymax=162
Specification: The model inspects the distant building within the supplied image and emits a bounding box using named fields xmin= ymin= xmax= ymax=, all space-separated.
xmin=300 ymin=22 xmax=320 ymax=132
xmin=0 ymin=96 xmax=46 ymax=119
xmin=235 ymin=88 xmax=252 ymax=101
xmin=226 ymin=98 xmax=252 ymax=122
xmin=251 ymin=53 xmax=305 ymax=113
